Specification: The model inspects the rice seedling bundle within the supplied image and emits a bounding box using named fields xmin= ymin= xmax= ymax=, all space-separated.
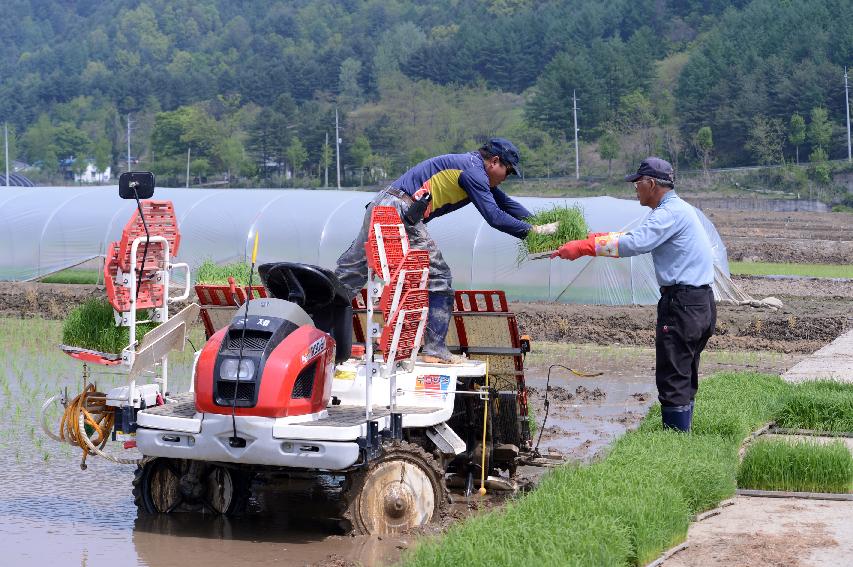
xmin=519 ymin=206 xmax=589 ymax=261
xmin=775 ymin=380 xmax=853 ymax=433
xmin=195 ymin=260 xmax=253 ymax=286
xmin=61 ymin=298 xmax=159 ymax=354
xmin=738 ymin=438 xmax=853 ymax=493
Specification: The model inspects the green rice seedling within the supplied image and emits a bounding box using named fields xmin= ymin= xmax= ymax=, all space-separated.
xmin=195 ymin=259 xmax=253 ymax=285
xmin=606 ymin=430 xmax=738 ymax=515
xmin=738 ymin=438 xmax=853 ymax=493
xmin=403 ymin=371 xmax=801 ymax=567
xmin=62 ymin=299 xmax=159 ymax=354
xmin=403 ymin=465 xmax=635 ymax=567
xmin=641 ymin=372 xmax=788 ymax=439
xmin=518 ymin=205 xmax=590 ymax=262
xmin=776 ymin=381 xmax=853 ymax=433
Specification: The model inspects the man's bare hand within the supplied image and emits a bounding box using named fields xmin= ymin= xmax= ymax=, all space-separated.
xmin=530 ymin=221 xmax=559 ymax=235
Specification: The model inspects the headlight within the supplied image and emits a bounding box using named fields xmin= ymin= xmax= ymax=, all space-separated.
xmin=219 ymin=358 xmax=255 ymax=380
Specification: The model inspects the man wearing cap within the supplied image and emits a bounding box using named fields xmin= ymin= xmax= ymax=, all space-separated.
xmin=550 ymin=157 xmax=716 ymax=432
xmin=336 ymin=138 xmax=553 ymax=364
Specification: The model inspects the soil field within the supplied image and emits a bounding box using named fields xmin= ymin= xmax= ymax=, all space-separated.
xmin=699 ymin=209 xmax=853 ymax=264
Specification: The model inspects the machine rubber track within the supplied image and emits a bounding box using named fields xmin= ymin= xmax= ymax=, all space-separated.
xmin=341 ymin=441 xmax=447 ymax=535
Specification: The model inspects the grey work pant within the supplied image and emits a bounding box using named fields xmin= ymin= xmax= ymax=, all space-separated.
xmin=334 ymin=191 xmax=453 ymax=301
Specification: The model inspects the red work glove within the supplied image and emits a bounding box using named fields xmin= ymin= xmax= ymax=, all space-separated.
xmin=587 ymin=232 xmax=609 ymax=238
xmin=550 ymin=237 xmax=595 ymax=260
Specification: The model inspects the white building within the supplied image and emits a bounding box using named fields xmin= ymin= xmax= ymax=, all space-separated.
xmin=74 ymin=161 xmax=112 ymax=183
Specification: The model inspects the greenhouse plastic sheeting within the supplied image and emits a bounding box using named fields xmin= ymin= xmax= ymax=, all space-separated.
xmin=0 ymin=186 xmax=729 ymax=305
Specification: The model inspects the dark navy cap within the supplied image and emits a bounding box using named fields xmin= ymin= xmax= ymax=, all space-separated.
xmin=484 ymin=137 xmax=521 ymax=176
xmin=624 ymin=157 xmax=674 ymax=183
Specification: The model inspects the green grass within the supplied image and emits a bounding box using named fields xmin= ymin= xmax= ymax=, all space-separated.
xmin=61 ymin=298 xmax=159 ymax=354
xmin=195 ymin=260 xmax=253 ymax=285
xmin=738 ymin=438 xmax=853 ymax=493
xmin=729 ymin=261 xmax=853 ymax=279
xmin=519 ymin=205 xmax=589 ymax=261
xmin=39 ymin=269 xmax=100 ymax=284
xmin=403 ymin=371 xmax=787 ymax=567
xmin=775 ymin=380 xmax=853 ymax=432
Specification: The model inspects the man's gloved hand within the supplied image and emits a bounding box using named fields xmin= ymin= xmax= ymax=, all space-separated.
xmin=530 ymin=221 xmax=559 ymax=235
xmin=587 ymin=232 xmax=609 ymax=238
xmin=550 ymin=237 xmax=595 ymax=260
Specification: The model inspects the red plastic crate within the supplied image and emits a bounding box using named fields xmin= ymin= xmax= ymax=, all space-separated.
xmin=380 ymin=288 xmax=428 ymax=362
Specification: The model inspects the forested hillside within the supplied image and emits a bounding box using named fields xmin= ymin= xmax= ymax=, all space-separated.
xmin=0 ymin=0 xmax=850 ymax=186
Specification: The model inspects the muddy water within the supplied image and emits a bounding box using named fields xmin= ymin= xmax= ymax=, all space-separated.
xmin=525 ymin=367 xmax=656 ymax=461
xmin=0 ymin=319 xmax=406 ymax=567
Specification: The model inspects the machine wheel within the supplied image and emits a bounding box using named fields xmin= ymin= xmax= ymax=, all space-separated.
xmin=133 ymin=458 xmax=250 ymax=516
xmin=342 ymin=441 xmax=446 ymax=535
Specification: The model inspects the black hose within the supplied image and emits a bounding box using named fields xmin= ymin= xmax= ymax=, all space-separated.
xmin=533 ymin=364 xmax=577 ymax=456
xmin=131 ymin=186 xmax=151 ymax=302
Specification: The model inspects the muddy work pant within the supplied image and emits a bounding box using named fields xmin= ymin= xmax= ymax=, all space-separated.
xmin=334 ymin=190 xmax=454 ymax=358
xmin=655 ymin=285 xmax=716 ymax=408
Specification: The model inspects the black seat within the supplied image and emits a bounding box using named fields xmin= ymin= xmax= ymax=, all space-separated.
xmin=258 ymin=262 xmax=352 ymax=363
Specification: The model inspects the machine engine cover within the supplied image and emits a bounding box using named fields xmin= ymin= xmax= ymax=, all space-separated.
xmin=194 ymin=298 xmax=335 ymax=418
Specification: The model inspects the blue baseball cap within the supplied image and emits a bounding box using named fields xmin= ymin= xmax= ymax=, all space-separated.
xmin=624 ymin=157 xmax=674 ymax=183
xmin=483 ymin=137 xmax=521 ymax=176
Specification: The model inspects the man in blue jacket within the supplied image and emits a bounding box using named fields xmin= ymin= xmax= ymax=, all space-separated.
xmin=336 ymin=138 xmax=551 ymax=364
xmin=550 ymin=157 xmax=716 ymax=431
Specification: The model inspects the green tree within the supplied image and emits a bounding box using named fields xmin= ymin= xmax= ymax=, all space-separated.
xmin=788 ymin=113 xmax=806 ymax=164
xmin=338 ymin=58 xmax=363 ymax=108
xmin=745 ymin=115 xmax=785 ymax=166
xmin=53 ymin=122 xmax=92 ymax=161
xmin=807 ymin=107 xmax=832 ymax=155
xmin=693 ymin=126 xmax=713 ymax=180
xmin=285 ymin=137 xmax=307 ymax=182
xmin=20 ymin=114 xmax=57 ymax=172
xmin=349 ymin=135 xmax=372 ymax=186
xmin=808 ymin=147 xmax=831 ymax=185
xmin=597 ymin=129 xmax=619 ymax=177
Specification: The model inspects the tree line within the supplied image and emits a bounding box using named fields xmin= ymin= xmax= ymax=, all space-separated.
xmin=0 ymin=0 xmax=850 ymax=187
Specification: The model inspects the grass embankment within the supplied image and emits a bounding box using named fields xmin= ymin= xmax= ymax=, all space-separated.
xmin=61 ymin=298 xmax=159 ymax=354
xmin=39 ymin=269 xmax=100 ymax=284
xmin=519 ymin=206 xmax=589 ymax=262
xmin=729 ymin=261 xmax=853 ymax=279
xmin=194 ymin=260 xmax=253 ymax=285
xmin=738 ymin=438 xmax=853 ymax=493
xmin=403 ymin=372 xmax=785 ymax=567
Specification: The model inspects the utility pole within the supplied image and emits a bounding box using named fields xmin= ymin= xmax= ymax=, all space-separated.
xmin=335 ymin=108 xmax=342 ymax=189
xmin=126 ymin=113 xmax=133 ymax=172
xmin=186 ymin=147 xmax=191 ymax=188
xmin=573 ymin=90 xmax=580 ymax=180
xmin=845 ymin=67 xmax=851 ymax=162
xmin=4 ymin=122 xmax=8 ymax=187
xmin=324 ymin=131 xmax=329 ymax=188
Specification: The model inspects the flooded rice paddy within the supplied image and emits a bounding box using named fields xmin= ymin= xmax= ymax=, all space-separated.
xmin=2 ymin=317 xmax=659 ymax=566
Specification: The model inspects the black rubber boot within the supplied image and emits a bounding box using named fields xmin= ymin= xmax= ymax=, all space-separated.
xmin=421 ymin=292 xmax=459 ymax=363
xmin=661 ymin=404 xmax=692 ymax=432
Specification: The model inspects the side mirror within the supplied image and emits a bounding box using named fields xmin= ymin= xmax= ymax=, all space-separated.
xmin=119 ymin=172 xmax=155 ymax=200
